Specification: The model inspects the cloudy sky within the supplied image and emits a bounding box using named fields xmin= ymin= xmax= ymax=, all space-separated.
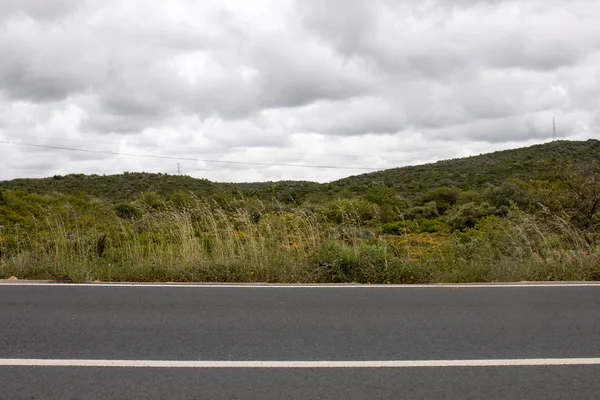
xmin=1 ymin=0 xmax=599 ymax=183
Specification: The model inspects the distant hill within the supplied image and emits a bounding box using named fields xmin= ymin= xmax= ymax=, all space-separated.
xmin=1 ymin=140 xmax=599 ymax=203
xmin=0 ymin=172 xmax=232 ymax=202
xmin=327 ymin=139 xmax=600 ymax=198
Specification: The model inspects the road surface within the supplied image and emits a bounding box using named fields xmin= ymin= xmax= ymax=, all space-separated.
xmin=1 ymin=282 xmax=600 ymax=399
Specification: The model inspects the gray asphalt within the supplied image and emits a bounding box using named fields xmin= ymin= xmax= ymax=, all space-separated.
xmin=1 ymin=284 xmax=600 ymax=399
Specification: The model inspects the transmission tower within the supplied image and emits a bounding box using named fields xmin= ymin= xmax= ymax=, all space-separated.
xmin=177 ymin=162 xmax=181 ymax=175
xmin=553 ymin=117 xmax=557 ymax=141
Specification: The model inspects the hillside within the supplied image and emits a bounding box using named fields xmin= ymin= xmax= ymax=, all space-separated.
xmin=1 ymin=139 xmax=598 ymax=203
xmin=0 ymin=172 xmax=232 ymax=202
xmin=1 ymin=140 xmax=599 ymax=284
xmin=328 ymin=139 xmax=600 ymax=197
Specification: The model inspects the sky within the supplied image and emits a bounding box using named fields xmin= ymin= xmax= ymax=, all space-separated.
xmin=1 ymin=0 xmax=599 ymax=183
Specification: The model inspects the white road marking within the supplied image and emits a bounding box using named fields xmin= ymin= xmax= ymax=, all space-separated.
xmin=1 ymin=282 xmax=600 ymax=288
xmin=2 ymin=359 xmax=600 ymax=368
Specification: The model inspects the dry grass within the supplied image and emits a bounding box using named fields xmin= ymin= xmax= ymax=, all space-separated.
xmin=1 ymin=197 xmax=599 ymax=283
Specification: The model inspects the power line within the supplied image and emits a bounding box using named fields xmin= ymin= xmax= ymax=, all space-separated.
xmin=0 ymin=140 xmax=382 ymax=171
xmin=9 ymin=133 xmax=407 ymax=161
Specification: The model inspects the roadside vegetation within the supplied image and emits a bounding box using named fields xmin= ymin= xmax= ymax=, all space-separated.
xmin=1 ymin=140 xmax=599 ymax=283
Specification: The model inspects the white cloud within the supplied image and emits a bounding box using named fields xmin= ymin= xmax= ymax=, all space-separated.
xmin=0 ymin=0 xmax=599 ymax=183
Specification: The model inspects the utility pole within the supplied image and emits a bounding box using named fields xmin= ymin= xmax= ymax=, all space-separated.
xmin=553 ymin=117 xmax=557 ymax=141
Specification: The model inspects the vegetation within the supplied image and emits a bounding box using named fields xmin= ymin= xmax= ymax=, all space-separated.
xmin=1 ymin=140 xmax=599 ymax=283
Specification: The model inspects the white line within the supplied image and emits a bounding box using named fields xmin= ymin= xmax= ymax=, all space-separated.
xmin=1 ymin=282 xmax=600 ymax=288
xmin=2 ymin=358 xmax=600 ymax=368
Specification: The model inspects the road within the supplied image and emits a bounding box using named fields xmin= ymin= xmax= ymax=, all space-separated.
xmin=1 ymin=283 xmax=600 ymax=399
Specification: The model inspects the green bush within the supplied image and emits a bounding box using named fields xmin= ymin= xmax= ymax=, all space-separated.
xmin=114 ymin=203 xmax=140 ymax=219
xmin=456 ymin=190 xmax=485 ymax=206
xmin=405 ymin=202 xmax=439 ymax=220
xmin=311 ymin=243 xmax=388 ymax=283
xmin=420 ymin=187 xmax=459 ymax=214
xmin=446 ymin=202 xmax=496 ymax=231
xmin=485 ymin=182 xmax=530 ymax=212
xmin=323 ymin=198 xmax=380 ymax=226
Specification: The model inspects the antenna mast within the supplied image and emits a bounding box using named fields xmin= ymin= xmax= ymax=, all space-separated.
xmin=553 ymin=117 xmax=557 ymax=141
xmin=177 ymin=162 xmax=181 ymax=175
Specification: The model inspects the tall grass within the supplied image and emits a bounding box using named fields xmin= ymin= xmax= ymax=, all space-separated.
xmin=1 ymin=196 xmax=598 ymax=283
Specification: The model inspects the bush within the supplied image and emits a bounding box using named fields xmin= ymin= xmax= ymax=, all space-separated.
xmin=323 ymin=198 xmax=380 ymax=226
xmin=526 ymin=164 xmax=600 ymax=232
xmin=170 ymin=191 xmax=194 ymax=209
xmin=446 ymin=202 xmax=496 ymax=231
xmin=137 ymin=191 xmax=165 ymax=210
xmin=114 ymin=203 xmax=140 ymax=219
xmin=405 ymin=202 xmax=439 ymax=220
xmin=485 ymin=182 xmax=530 ymax=213
xmin=420 ymin=187 xmax=459 ymax=214
xmin=311 ymin=243 xmax=390 ymax=283
xmin=456 ymin=190 xmax=485 ymax=206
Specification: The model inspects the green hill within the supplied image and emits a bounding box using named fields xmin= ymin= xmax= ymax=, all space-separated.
xmin=1 ymin=139 xmax=599 ymax=204
xmin=0 ymin=172 xmax=232 ymax=202
xmin=327 ymin=139 xmax=600 ymax=197
xmin=1 ymin=139 xmax=599 ymax=284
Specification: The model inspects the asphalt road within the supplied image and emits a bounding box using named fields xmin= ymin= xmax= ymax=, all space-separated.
xmin=1 ymin=283 xmax=600 ymax=399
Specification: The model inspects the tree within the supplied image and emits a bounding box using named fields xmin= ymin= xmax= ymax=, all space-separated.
xmin=485 ymin=181 xmax=530 ymax=213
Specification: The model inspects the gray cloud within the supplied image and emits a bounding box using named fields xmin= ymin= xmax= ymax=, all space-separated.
xmin=0 ymin=0 xmax=599 ymax=182
xmin=0 ymin=0 xmax=82 ymax=21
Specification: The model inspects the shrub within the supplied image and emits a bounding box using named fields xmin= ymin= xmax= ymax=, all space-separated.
xmin=114 ymin=203 xmax=140 ymax=219
xmin=420 ymin=187 xmax=459 ymax=214
xmin=456 ymin=190 xmax=485 ymax=206
xmin=405 ymin=202 xmax=439 ymax=220
xmin=323 ymin=198 xmax=380 ymax=226
xmin=446 ymin=201 xmax=496 ymax=231
xmin=311 ymin=243 xmax=390 ymax=283
xmin=485 ymin=182 xmax=530 ymax=213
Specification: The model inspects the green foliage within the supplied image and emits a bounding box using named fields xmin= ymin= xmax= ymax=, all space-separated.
xmin=114 ymin=203 xmax=140 ymax=219
xmin=446 ymin=201 xmax=497 ymax=231
xmin=138 ymin=191 xmax=165 ymax=210
xmin=456 ymin=190 xmax=485 ymax=205
xmin=169 ymin=191 xmax=195 ymax=209
xmin=405 ymin=202 xmax=439 ymax=220
xmin=329 ymin=139 xmax=600 ymax=200
xmin=381 ymin=218 xmax=448 ymax=234
xmin=323 ymin=198 xmax=380 ymax=226
xmin=453 ymin=215 xmax=529 ymax=261
xmin=526 ymin=162 xmax=600 ymax=232
xmin=2 ymin=141 xmax=599 ymax=208
xmin=311 ymin=243 xmax=433 ymax=284
xmin=363 ymin=185 xmax=408 ymax=222
xmin=420 ymin=187 xmax=459 ymax=214
xmin=485 ymin=181 xmax=530 ymax=212
xmin=1 ymin=140 xmax=600 ymax=283
xmin=0 ymin=172 xmax=226 ymax=203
